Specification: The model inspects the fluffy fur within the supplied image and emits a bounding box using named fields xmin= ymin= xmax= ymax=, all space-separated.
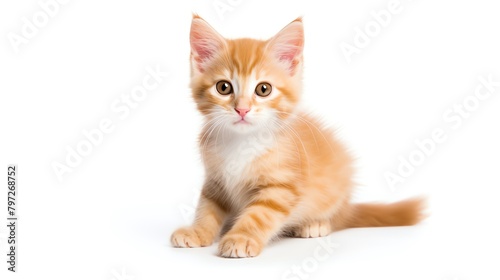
xmin=171 ymin=15 xmax=425 ymax=258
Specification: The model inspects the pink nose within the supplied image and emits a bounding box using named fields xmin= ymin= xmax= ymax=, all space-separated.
xmin=235 ymin=108 xmax=250 ymax=118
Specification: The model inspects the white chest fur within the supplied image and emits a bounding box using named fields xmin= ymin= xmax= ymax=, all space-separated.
xmin=216 ymin=130 xmax=276 ymax=191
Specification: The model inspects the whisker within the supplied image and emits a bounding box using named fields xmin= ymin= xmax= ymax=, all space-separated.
xmin=271 ymin=119 xmax=307 ymax=174
xmin=275 ymin=110 xmax=335 ymax=154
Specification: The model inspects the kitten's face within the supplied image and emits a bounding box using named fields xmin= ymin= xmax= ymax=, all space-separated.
xmin=190 ymin=16 xmax=304 ymax=134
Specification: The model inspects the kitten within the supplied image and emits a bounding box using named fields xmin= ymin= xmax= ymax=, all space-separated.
xmin=171 ymin=15 xmax=425 ymax=258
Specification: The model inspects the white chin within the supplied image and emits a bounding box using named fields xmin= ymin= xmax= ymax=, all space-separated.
xmin=229 ymin=122 xmax=257 ymax=134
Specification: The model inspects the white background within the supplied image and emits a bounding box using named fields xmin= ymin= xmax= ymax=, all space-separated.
xmin=1 ymin=0 xmax=500 ymax=279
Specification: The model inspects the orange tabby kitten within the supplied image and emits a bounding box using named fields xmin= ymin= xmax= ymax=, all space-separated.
xmin=171 ymin=15 xmax=424 ymax=258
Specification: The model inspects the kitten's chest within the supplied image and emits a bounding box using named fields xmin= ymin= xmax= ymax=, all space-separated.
xmin=212 ymin=133 xmax=275 ymax=205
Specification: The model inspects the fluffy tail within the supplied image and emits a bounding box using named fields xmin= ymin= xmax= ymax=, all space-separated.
xmin=335 ymin=198 xmax=426 ymax=230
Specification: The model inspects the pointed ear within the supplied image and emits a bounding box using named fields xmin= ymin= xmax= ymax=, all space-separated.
xmin=190 ymin=15 xmax=226 ymax=73
xmin=266 ymin=18 xmax=304 ymax=75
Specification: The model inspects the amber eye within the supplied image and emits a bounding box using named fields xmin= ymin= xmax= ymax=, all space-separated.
xmin=255 ymin=82 xmax=272 ymax=97
xmin=216 ymin=80 xmax=233 ymax=95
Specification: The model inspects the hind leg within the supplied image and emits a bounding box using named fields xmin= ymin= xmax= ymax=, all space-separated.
xmin=295 ymin=220 xmax=333 ymax=238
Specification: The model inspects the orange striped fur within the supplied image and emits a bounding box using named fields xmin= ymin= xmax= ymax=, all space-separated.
xmin=171 ymin=16 xmax=425 ymax=258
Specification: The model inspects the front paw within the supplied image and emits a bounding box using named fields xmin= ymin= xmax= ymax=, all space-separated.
xmin=218 ymin=234 xmax=263 ymax=258
xmin=171 ymin=226 xmax=213 ymax=248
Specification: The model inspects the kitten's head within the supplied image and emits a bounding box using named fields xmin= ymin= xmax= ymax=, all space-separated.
xmin=189 ymin=15 xmax=304 ymax=134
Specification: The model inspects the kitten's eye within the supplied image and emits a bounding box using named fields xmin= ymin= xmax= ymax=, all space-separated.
xmin=255 ymin=82 xmax=272 ymax=97
xmin=216 ymin=80 xmax=233 ymax=95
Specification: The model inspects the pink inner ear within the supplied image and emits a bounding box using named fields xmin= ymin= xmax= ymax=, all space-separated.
xmin=275 ymin=39 xmax=302 ymax=74
xmin=190 ymin=20 xmax=224 ymax=73
xmin=192 ymin=40 xmax=217 ymax=72
xmin=278 ymin=40 xmax=301 ymax=62
xmin=269 ymin=21 xmax=304 ymax=74
xmin=191 ymin=28 xmax=214 ymax=56
xmin=279 ymin=52 xmax=296 ymax=62
xmin=193 ymin=43 xmax=214 ymax=61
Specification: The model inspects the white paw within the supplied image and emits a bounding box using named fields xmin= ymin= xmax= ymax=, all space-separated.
xmin=297 ymin=221 xmax=331 ymax=238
